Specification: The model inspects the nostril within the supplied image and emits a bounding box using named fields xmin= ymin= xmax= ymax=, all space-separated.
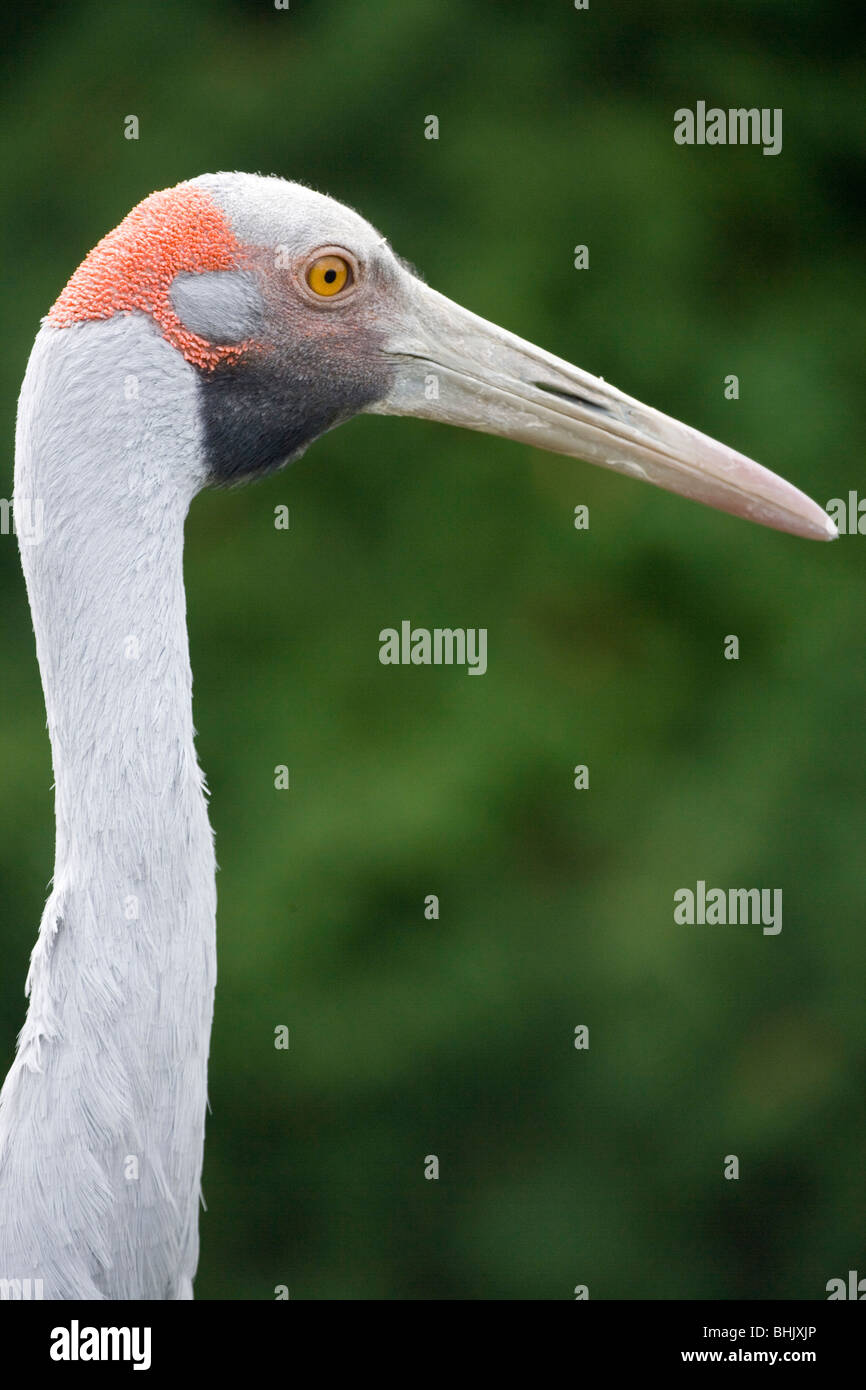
xmin=532 ymin=381 xmax=612 ymax=412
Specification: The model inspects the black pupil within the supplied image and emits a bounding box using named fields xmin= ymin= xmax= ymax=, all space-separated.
xmin=324 ymin=268 xmax=338 ymax=284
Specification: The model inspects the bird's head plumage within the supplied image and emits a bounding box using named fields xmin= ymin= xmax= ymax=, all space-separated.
xmin=43 ymin=171 xmax=834 ymax=538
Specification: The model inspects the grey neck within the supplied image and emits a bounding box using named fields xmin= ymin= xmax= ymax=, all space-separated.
xmin=0 ymin=315 xmax=216 ymax=1300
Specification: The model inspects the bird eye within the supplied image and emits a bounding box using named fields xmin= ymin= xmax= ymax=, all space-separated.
xmin=305 ymin=254 xmax=352 ymax=297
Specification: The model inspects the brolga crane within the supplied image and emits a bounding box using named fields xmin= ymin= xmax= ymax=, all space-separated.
xmin=0 ymin=173 xmax=835 ymax=1301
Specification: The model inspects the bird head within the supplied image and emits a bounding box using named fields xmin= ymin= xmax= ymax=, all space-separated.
xmin=47 ymin=171 xmax=834 ymax=540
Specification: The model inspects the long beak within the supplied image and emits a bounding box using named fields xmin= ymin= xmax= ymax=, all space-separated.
xmin=369 ymin=281 xmax=836 ymax=541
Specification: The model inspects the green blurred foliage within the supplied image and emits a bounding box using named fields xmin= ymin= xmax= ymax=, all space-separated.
xmin=1 ymin=0 xmax=864 ymax=1299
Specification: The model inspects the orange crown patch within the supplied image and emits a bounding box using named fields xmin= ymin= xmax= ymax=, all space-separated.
xmin=48 ymin=183 xmax=252 ymax=370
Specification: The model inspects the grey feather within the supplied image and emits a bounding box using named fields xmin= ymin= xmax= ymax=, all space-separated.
xmin=0 ymin=315 xmax=215 ymax=1299
xmin=170 ymin=270 xmax=264 ymax=344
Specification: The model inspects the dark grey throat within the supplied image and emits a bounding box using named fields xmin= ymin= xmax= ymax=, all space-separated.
xmin=199 ymin=350 xmax=390 ymax=484
xmin=169 ymin=265 xmax=394 ymax=484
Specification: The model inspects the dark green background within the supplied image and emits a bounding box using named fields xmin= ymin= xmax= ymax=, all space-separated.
xmin=1 ymin=1 xmax=863 ymax=1299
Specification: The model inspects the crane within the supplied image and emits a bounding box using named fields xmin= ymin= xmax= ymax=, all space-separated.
xmin=0 ymin=173 xmax=835 ymax=1301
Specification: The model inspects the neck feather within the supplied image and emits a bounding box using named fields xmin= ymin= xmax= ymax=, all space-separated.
xmin=0 ymin=315 xmax=215 ymax=1300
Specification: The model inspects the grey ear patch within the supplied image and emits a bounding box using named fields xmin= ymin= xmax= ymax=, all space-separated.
xmin=169 ymin=270 xmax=264 ymax=344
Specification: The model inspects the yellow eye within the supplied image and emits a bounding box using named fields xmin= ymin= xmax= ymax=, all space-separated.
xmin=306 ymin=254 xmax=352 ymax=297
